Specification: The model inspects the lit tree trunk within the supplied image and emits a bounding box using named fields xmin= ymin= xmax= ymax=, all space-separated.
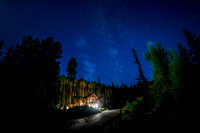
xmin=108 ymin=87 xmax=110 ymax=103
xmin=66 ymin=57 xmax=78 ymax=107
xmin=61 ymin=82 xmax=64 ymax=107
xmin=83 ymin=83 xmax=85 ymax=97
xmin=70 ymin=81 xmax=72 ymax=106
xmin=63 ymin=79 xmax=68 ymax=112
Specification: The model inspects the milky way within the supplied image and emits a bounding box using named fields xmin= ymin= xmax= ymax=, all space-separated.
xmin=1 ymin=0 xmax=200 ymax=85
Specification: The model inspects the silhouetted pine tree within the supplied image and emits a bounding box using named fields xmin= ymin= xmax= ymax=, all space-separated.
xmin=0 ymin=40 xmax=3 ymax=57
xmin=177 ymin=29 xmax=200 ymax=122
xmin=132 ymin=48 xmax=147 ymax=95
xmin=66 ymin=57 xmax=78 ymax=110
xmin=1 ymin=36 xmax=62 ymax=116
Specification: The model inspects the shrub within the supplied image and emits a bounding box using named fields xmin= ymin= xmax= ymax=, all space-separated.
xmin=123 ymin=96 xmax=143 ymax=112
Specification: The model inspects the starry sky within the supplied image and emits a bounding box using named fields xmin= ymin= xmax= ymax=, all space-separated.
xmin=1 ymin=0 xmax=200 ymax=85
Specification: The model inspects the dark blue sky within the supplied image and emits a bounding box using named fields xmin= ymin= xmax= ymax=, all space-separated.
xmin=1 ymin=0 xmax=200 ymax=85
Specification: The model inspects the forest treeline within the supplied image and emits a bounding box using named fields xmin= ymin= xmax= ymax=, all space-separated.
xmin=1 ymin=29 xmax=200 ymax=128
xmin=0 ymin=36 xmax=121 ymax=118
xmin=0 ymin=35 xmax=144 ymax=116
xmin=123 ymin=29 xmax=200 ymax=123
xmin=57 ymin=75 xmax=113 ymax=108
xmin=1 ymin=36 xmax=62 ymax=117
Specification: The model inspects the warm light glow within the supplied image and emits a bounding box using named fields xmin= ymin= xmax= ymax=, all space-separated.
xmin=61 ymin=106 xmax=69 ymax=110
xmin=88 ymin=103 xmax=98 ymax=108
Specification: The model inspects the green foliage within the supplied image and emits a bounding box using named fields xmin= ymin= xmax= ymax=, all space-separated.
xmin=99 ymin=108 xmax=108 ymax=112
xmin=168 ymin=49 xmax=184 ymax=99
xmin=143 ymin=43 xmax=170 ymax=108
xmin=123 ymin=96 xmax=143 ymax=111
xmin=58 ymin=74 xmax=67 ymax=84
xmin=122 ymin=96 xmax=143 ymax=121
xmin=72 ymin=96 xmax=80 ymax=104
xmin=123 ymin=101 xmax=137 ymax=111
xmin=143 ymin=41 xmax=185 ymax=120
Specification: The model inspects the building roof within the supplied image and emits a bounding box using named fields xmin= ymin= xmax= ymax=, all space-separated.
xmin=83 ymin=93 xmax=98 ymax=99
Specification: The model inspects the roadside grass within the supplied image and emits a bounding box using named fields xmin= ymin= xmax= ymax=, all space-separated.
xmin=99 ymin=108 xmax=108 ymax=113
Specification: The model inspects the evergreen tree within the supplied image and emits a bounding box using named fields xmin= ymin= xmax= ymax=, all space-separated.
xmin=58 ymin=74 xmax=67 ymax=108
xmin=168 ymin=49 xmax=184 ymax=100
xmin=1 ymin=36 xmax=62 ymax=117
xmin=96 ymin=77 xmax=102 ymax=97
xmin=79 ymin=79 xmax=87 ymax=97
xmin=66 ymin=57 xmax=78 ymax=109
xmin=143 ymin=43 xmax=170 ymax=108
xmin=67 ymin=57 xmax=78 ymax=79
xmin=132 ymin=48 xmax=147 ymax=96
xmin=177 ymin=30 xmax=200 ymax=121
xmin=143 ymin=42 xmax=185 ymax=120
xmin=0 ymin=40 xmax=3 ymax=57
xmin=132 ymin=48 xmax=147 ymax=84
xmin=178 ymin=29 xmax=200 ymax=64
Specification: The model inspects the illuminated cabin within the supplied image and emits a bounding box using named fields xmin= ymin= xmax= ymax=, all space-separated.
xmin=82 ymin=93 xmax=103 ymax=108
xmin=69 ymin=93 xmax=103 ymax=108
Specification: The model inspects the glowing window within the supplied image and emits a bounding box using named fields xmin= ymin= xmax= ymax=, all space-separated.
xmin=90 ymin=96 xmax=96 ymax=103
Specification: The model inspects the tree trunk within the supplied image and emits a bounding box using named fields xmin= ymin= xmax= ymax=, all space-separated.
xmin=70 ymin=81 xmax=72 ymax=106
xmin=64 ymin=80 xmax=68 ymax=112
xmin=83 ymin=85 xmax=84 ymax=97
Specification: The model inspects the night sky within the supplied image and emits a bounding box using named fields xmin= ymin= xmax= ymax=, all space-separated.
xmin=1 ymin=0 xmax=200 ymax=85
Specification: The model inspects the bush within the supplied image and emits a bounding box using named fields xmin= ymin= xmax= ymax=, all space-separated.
xmin=123 ymin=96 xmax=143 ymax=111
xmin=99 ymin=108 xmax=108 ymax=112
xmin=122 ymin=96 xmax=143 ymax=121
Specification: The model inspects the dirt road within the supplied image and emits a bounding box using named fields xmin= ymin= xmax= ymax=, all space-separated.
xmin=68 ymin=109 xmax=119 ymax=131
